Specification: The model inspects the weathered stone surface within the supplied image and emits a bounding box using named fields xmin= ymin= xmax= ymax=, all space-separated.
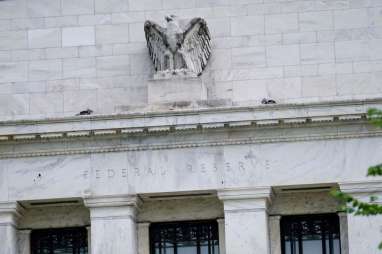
xmin=0 ymin=2 xmax=381 ymax=254
xmin=96 ymin=24 xmax=130 ymax=44
xmin=63 ymin=57 xmax=96 ymax=78
xmin=28 ymin=29 xmax=60 ymax=49
xmin=0 ymin=0 xmax=379 ymax=122
xmin=62 ymin=27 xmax=95 ymax=47
xmin=0 ymin=31 xmax=27 ymax=50
xmin=62 ymin=0 xmax=94 ymax=15
xmin=28 ymin=60 xmax=62 ymax=81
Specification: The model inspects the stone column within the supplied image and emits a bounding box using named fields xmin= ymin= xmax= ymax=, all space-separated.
xmin=84 ymin=195 xmax=141 ymax=254
xmin=18 ymin=230 xmax=31 ymax=254
xmin=218 ymin=187 xmax=272 ymax=254
xmin=269 ymin=216 xmax=281 ymax=254
xmin=0 ymin=202 xmax=24 ymax=254
xmin=340 ymin=181 xmax=382 ymax=254
xmin=217 ymin=218 xmax=226 ymax=254
xmin=138 ymin=222 xmax=150 ymax=254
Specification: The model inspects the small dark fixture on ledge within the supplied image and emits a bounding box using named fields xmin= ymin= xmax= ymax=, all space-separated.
xmin=76 ymin=109 xmax=93 ymax=116
xmin=261 ymin=98 xmax=276 ymax=105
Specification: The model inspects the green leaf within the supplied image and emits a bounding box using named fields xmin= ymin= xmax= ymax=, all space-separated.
xmin=368 ymin=164 xmax=382 ymax=176
xmin=370 ymin=196 xmax=378 ymax=202
xmin=327 ymin=109 xmax=382 ymax=250
xmin=368 ymin=108 xmax=382 ymax=127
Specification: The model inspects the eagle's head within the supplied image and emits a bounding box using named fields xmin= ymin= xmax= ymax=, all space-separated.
xmin=165 ymin=15 xmax=177 ymax=23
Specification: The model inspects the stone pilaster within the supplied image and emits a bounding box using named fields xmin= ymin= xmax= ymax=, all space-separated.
xmin=269 ymin=215 xmax=281 ymax=254
xmin=338 ymin=212 xmax=349 ymax=254
xmin=86 ymin=226 xmax=91 ymax=254
xmin=339 ymin=181 xmax=382 ymax=254
xmin=217 ymin=218 xmax=226 ymax=254
xmin=84 ymin=195 xmax=141 ymax=254
xmin=0 ymin=202 xmax=24 ymax=254
xmin=18 ymin=230 xmax=31 ymax=254
xmin=218 ymin=187 xmax=273 ymax=254
xmin=137 ymin=222 xmax=150 ymax=254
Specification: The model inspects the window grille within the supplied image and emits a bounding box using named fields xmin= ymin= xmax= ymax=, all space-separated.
xmin=150 ymin=220 xmax=219 ymax=254
xmin=281 ymin=214 xmax=341 ymax=254
xmin=31 ymin=227 xmax=88 ymax=254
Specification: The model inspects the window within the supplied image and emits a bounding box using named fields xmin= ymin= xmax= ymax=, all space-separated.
xmin=31 ymin=227 xmax=88 ymax=254
xmin=281 ymin=214 xmax=341 ymax=254
xmin=150 ymin=220 xmax=219 ymax=254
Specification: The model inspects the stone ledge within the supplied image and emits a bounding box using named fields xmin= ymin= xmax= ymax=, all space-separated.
xmin=0 ymin=202 xmax=25 ymax=225
xmin=84 ymin=195 xmax=142 ymax=220
xmin=218 ymin=187 xmax=273 ymax=212
xmin=218 ymin=187 xmax=273 ymax=201
xmin=1 ymin=128 xmax=382 ymax=159
xmin=84 ymin=195 xmax=142 ymax=209
xmin=339 ymin=181 xmax=382 ymax=194
xmin=0 ymin=98 xmax=381 ymax=142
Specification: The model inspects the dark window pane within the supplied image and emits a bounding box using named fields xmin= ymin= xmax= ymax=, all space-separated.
xmin=281 ymin=214 xmax=341 ymax=254
xmin=302 ymin=239 xmax=323 ymax=254
xmin=31 ymin=227 xmax=88 ymax=254
xmin=150 ymin=221 xmax=219 ymax=254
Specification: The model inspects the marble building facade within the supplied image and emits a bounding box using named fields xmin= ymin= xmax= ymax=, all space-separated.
xmin=0 ymin=0 xmax=382 ymax=253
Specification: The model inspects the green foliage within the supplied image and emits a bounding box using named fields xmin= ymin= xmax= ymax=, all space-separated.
xmin=331 ymin=189 xmax=382 ymax=216
xmin=368 ymin=164 xmax=382 ymax=177
xmin=331 ymin=108 xmax=382 ymax=249
xmin=368 ymin=108 xmax=382 ymax=126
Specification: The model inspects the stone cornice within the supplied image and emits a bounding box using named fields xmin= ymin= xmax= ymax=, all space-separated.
xmin=0 ymin=202 xmax=25 ymax=225
xmin=0 ymin=128 xmax=381 ymax=159
xmin=0 ymin=98 xmax=380 ymax=143
xmin=218 ymin=187 xmax=273 ymax=201
xmin=218 ymin=187 xmax=273 ymax=212
xmin=84 ymin=195 xmax=142 ymax=209
xmin=84 ymin=195 xmax=142 ymax=221
xmin=339 ymin=181 xmax=382 ymax=195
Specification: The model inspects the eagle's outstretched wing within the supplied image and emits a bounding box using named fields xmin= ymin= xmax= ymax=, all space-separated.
xmin=180 ymin=18 xmax=212 ymax=76
xmin=144 ymin=21 xmax=168 ymax=72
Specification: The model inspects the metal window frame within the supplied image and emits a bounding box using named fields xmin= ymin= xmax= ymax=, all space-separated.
xmin=30 ymin=227 xmax=88 ymax=254
xmin=280 ymin=213 xmax=341 ymax=254
xmin=149 ymin=220 xmax=219 ymax=254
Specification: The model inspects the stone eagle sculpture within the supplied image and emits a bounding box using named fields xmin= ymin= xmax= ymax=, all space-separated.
xmin=144 ymin=15 xmax=212 ymax=78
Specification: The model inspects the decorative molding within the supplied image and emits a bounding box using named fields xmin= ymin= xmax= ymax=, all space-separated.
xmin=0 ymin=99 xmax=381 ymax=159
xmin=339 ymin=181 xmax=382 ymax=195
xmin=84 ymin=195 xmax=142 ymax=221
xmin=18 ymin=229 xmax=32 ymax=234
xmin=218 ymin=187 xmax=274 ymax=213
xmin=0 ymin=202 xmax=25 ymax=226
xmin=218 ymin=187 xmax=273 ymax=201
xmin=0 ymin=202 xmax=24 ymax=215
xmin=138 ymin=222 xmax=151 ymax=227
xmin=84 ymin=195 xmax=142 ymax=209
xmin=0 ymin=129 xmax=381 ymax=159
xmin=0 ymin=98 xmax=381 ymax=142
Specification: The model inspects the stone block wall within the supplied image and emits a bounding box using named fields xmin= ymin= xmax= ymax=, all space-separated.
xmin=0 ymin=0 xmax=381 ymax=120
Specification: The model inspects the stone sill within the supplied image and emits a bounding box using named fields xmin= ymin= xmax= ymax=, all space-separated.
xmin=0 ymin=98 xmax=381 ymax=141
